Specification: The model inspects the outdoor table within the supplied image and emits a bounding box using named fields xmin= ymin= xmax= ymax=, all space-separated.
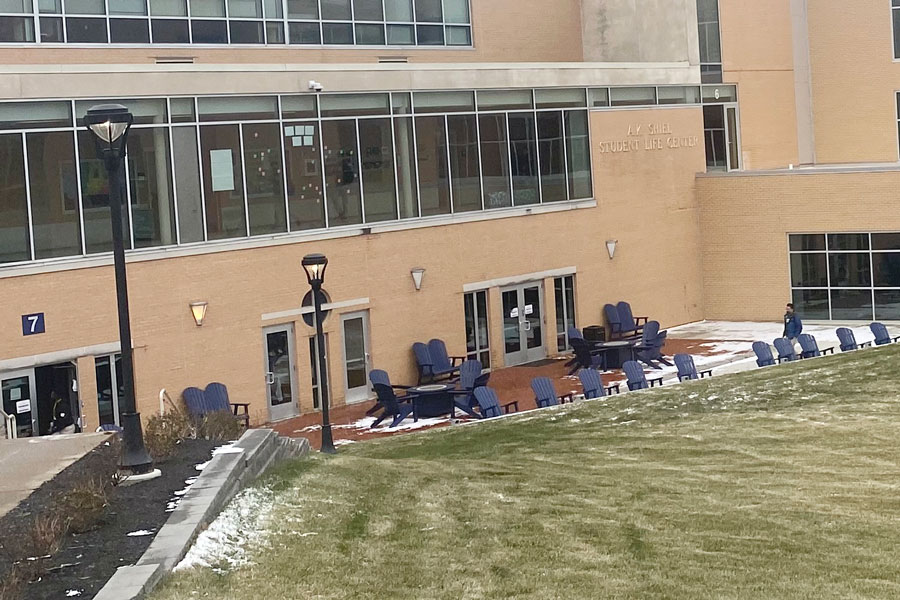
xmin=409 ymin=383 xmax=455 ymax=419
xmin=594 ymin=340 xmax=636 ymax=369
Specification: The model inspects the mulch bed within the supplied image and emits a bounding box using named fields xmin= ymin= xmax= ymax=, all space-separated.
xmin=0 ymin=437 xmax=218 ymax=600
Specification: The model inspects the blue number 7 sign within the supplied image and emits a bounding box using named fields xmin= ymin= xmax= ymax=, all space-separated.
xmin=22 ymin=313 xmax=45 ymax=336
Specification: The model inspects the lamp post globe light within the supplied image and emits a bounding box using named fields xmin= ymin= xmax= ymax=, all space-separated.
xmin=85 ymin=104 xmax=154 ymax=475
xmin=301 ymin=253 xmax=336 ymax=454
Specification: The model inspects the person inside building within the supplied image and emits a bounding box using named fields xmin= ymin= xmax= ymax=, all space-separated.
xmin=48 ymin=391 xmax=75 ymax=435
xmin=783 ymin=303 xmax=803 ymax=347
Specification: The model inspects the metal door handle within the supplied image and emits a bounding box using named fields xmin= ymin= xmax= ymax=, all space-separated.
xmin=523 ymin=321 xmax=531 ymax=331
xmin=265 ymin=372 xmax=275 ymax=385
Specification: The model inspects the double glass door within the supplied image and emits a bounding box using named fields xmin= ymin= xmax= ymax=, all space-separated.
xmin=264 ymin=325 xmax=299 ymax=422
xmin=2 ymin=370 xmax=36 ymax=437
xmin=501 ymin=283 xmax=545 ymax=366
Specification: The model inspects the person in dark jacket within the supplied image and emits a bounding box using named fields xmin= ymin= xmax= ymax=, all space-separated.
xmin=783 ymin=303 xmax=803 ymax=345
xmin=48 ymin=391 xmax=75 ymax=434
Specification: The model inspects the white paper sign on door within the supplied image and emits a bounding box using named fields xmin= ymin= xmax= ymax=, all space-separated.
xmin=524 ymin=304 xmax=534 ymax=316
xmin=209 ymin=149 xmax=235 ymax=192
xmin=509 ymin=308 xmax=519 ymax=318
xmin=15 ymin=400 xmax=30 ymax=414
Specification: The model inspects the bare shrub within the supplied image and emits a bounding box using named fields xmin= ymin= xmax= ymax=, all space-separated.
xmin=144 ymin=407 xmax=195 ymax=459
xmin=198 ymin=410 xmax=244 ymax=441
xmin=60 ymin=477 xmax=109 ymax=534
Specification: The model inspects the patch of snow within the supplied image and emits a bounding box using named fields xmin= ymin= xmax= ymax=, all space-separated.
xmin=298 ymin=532 xmax=318 ymax=537
xmin=333 ymin=439 xmax=356 ymax=446
xmin=348 ymin=416 xmax=449 ymax=432
xmin=65 ymin=590 xmax=81 ymax=597
xmin=126 ymin=529 xmax=154 ymax=537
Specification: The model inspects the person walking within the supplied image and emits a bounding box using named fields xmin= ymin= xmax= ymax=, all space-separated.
xmin=783 ymin=302 xmax=803 ymax=347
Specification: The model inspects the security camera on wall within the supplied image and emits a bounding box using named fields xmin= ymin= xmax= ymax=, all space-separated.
xmin=308 ymin=80 xmax=323 ymax=92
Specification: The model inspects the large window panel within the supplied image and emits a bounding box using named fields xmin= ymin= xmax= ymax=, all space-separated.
xmin=127 ymin=128 xmax=176 ymax=248
xmin=873 ymin=253 xmax=900 ymax=288
xmin=78 ymin=131 xmax=132 ymax=254
xmin=564 ymin=110 xmax=592 ymax=199
xmin=537 ymin=111 xmax=566 ymax=203
xmin=875 ymin=290 xmax=900 ymax=321
xmin=789 ymin=233 xmax=825 ymax=251
xmin=791 ymin=289 xmax=828 ymax=320
xmin=284 ymin=121 xmax=325 ymax=231
xmin=828 ymin=253 xmax=871 ymax=287
xmin=0 ymin=16 xmax=35 ymax=41
xmin=828 ymin=233 xmax=869 ymax=251
xmin=384 ymin=0 xmax=411 ymax=20
xmin=479 ymin=114 xmax=511 ymax=209
xmin=790 ymin=253 xmax=827 ymax=288
xmin=415 ymin=115 xmax=450 ymax=216
xmin=447 ymin=114 xmax=480 ymax=213
xmin=508 ymin=113 xmax=539 ymax=206
xmin=172 ymin=126 xmax=204 ymax=243
xmin=830 ymin=289 xmax=873 ymax=321
xmin=200 ymin=124 xmax=247 ymax=240
xmin=894 ymin=1 xmax=900 ymax=59
xmin=464 ymin=290 xmax=490 ymax=368
xmin=414 ymin=0 xmax=440 ymax=21
xmin=358 ymin=118 xmax=397 ymax=223
xmin=393 ymin=117 xmax=418 ymax=219
xmin=243 ymin=122 xmax=286 ymax=236
xmin=0 ymin=134 xmax=30 ymax=263
xmin=322 ymin=119 xmax=362 ymax=227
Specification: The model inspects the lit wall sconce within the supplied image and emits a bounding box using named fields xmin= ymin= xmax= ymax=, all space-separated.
xmin=189 ymin=301 xmax=208 ymax=326
xmin=606 ymin=240 xmax=618 ymax=260
xmin=410 ymin=267 xmax=426 ymax=291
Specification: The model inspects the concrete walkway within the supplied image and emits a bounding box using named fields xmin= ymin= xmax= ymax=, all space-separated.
xmin=0 ymin=432 xmax=107 ymax=518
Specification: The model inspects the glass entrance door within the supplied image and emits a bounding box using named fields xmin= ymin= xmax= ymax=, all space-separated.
xmin=264 ymin=325 xmax=298 ymax=422
xmin=501 ymin=283 xmax=545 ymax=366
xmin=341 ymin=311 xmax=371 ymax=404
xmin=2 ymin=370 xmax=37 ymax=437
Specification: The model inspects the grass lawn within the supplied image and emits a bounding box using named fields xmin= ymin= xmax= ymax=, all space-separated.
xmin=153 ymin=346 xmax=900 ymax=599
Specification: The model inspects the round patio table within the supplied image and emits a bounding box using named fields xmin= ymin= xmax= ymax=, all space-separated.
xmin=595 ymin=340 xmax=637 ymax=369
xmin=409 ymin=384 xmax=454 ymax=419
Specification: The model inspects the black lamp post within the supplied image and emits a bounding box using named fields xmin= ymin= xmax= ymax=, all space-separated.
xmin=301 ymin=253 xmax=336 ymax=454
xmin=85 ymin=104 xmax=153 ymax=474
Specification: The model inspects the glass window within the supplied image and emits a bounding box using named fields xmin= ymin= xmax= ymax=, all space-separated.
xmin=320 ymin=93 xmax=390 ymax=117
xmin=230 ymin=21 xmax=265 ymax=43
xmin=477 ymin=90 xmax=532 ymax=111
xmin=151 ymin=19 xmax=189 ymax=42
xmin=95 ymin=355 xmax=124 ymax=426
xmin=564 ymin=110 xmax=591 ymax=200
xmin=872 ymin=233 xmax=900 ymax=250
xmin=66 ymin=17 xmax=108 ymax=42
xmin=464 ymin=290 xmax=490 ymax=368
xmin=265 ymin=21 xmax=284 ymax=42
xmin=872 ymin=253 xmax=900 ymax=288
xmin=110 ymin=19 xmax=151 ymax=42
xmin=703 ymin=105 xmax=726 ymax=171
xmin=790 ymin=254 xmax=827 ymax=288
xmin=228 ymin=0 xmax=260 ymax=17
xmin=287 ymin=0 xmax=316 ymax=18
xmin=0 ymin=101 xmax=71 ymax=130
xmin=537 ymin=111 xmax=566 ymax=203
xmin=443 ymin=0 xmax=467 ymax=23
xmin=789 ymin=233 xmax=825 ymax=251
xmin=200 ymin=124 xmax=247 ymax=239
xmin=415 ymin=115 xmax=450 ymax=216
xmin=830 ymin=289 xmax=872 ymax=321
xmin=384 ymin=0 xmax=411 ymax=20
xmin=392 ymin=92 xmax=411 ymax=115
xmin=284 ymin=121 xmax=325 ymax=231
xmin=39 ymin=0 xmax=61 ymax=13
xmin=109 ymin=0 xmax=146 ymax=14
xmin=0 ymin=134 xmax=30 ymax=263
xmin=534 ymin=88 xmax=586 ymax=109
xmin=171 ymin=126 xmax=204 ymax=243
xmin=393 ymin=117 xmax=418 ymax=219
xmin=0 ymin=16 xmax=34 ymax=41
xmin=243 ymin=122 xmax=286 ymax=235
xmin=0 ymin=0 xmax=31 ymax=11
xmin=414 ymin=0 xmax=440 ymax=21
xmin=190 ymin=0 xmax=223 ymax=15
xmin=322 ymin=119 xmax=362 ymax=226
xmin=478 ymin=114 xmax=511 ymax=210
xmin=355 ymin=23 xmax=384 ymax=44
xmin=658 ymin=86 xmax=701 ymax=105
xmin=894 ymin=3 xmax=900 ymax=59
xmin=413 ymin=91 xmax=474 ymax=113
xmin=170 ymin=98 xmax=195 ymax=123
xmin=321 ymin=0 xmax=350 ymax=19
xmin=358 ymin=118 xmax=396 ymax=222
xmin=589 ymin=88 xmax=609 ymax=107
xmin=445 ymin=24 xmax=469 ymax=45
xmin=610 ymin=87 xmax=656 ymax=107
xmin=555 ymin=275 xmax=576 ymax=352
xmin=66 ymin=0 xmax=103 ymax=13
xmin=76 ymin=98 xmax=167 ymax=126
xmin=281 ymin=95 xmax=317 ymax=119
xmin=828 ymin=233 xmax=869 ymax=251
xmin=191 ymin=20 xmax=227 ymax=43
xmin=77 ymin=131 xmax=131 ymax=254
xmin=289 ymin=22 xmax=321 ymax=44
xmin=198 ymin=96 xmax=277 ymax=121
xmin=791 ymin=289 xmax=828 ymax=320
xmin=829 ymin=253 xmax=871 ymax=287
xmin=701 ymin=84 xmax=737 ymax=103
xmin=322 ymin=22 xmax=353 ymax=44
xmin=127 ymin=128 xmax=176 ymax=247
xmin=875 ymin=290 xmax=900 ymax=321
xmin=508 ymin=113 xmax=539 ymax=206
xmin=447 ymin=114 xmax=479 ymax=213
xmin=416 ymin=23 xmax=442 ymax=44
xmin=149 ymin=0 xmax=185 ymax=15
xmin=39 ymin=17 xmax=63 ymax=41
xmin=353 ymin=0 xmax=381 ymax=20
xmin=386 ymin=23 xmax=413 ymax=44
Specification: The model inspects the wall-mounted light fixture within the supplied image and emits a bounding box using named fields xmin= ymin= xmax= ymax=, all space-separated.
xmin=189 ymin=301 xmax=208 ymax=326
xmin=411 ymin=267 xmax=426 ymax=291
xmin=606 ymin=240 xmax=618 ymax=260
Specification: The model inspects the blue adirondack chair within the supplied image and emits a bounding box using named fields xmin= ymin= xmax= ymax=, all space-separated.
xmin=870 ymin=322 xmax=900 ymax=346
xmin=578 ymin=368 xmax=620 ymax=398
xmin=616 ymin=301 xmax=647 ymax=337
xmin=674 ymin=354 xmax=712 ymax=381
xmin=367 ymin=370 xmax=412 ymax=415
xmin=370 ymin=383 xmax=415 ymax=428
xmin=183 ymin=382 xmax=250 ymax=427
xmin=448 ymin=360 xmax=487 ymax=417
xmin=427 ymin=339 xmax=463 ymax=380
xmin=623 ymin=360 xmax=663 ymax=391
xmin=635 ymin=321 xmax=671 ymax=368
xmin=567 ymin=337 xmax=605 ymax=375
xmin=836 ymin=327 xmax=870 ymax=352
xmin=567 ymin=327 xmax=584 ymax=342
xmin=798 ymin=334 xmax=834 ymax=358
xmin=412 ymin=342 xmax=434 ymax=384
xmin=752 ymin=341 xmax=776 ymax=367
xmin=96 ymin=423 xmax=123 ymax=434
xmin=604 ymin=304 xmax=627 ymax=339
xmin=472 ymin=387 xmax=519 ymax=418
xmin=773 ymin=337 xmax=799 ymax=362
xmin=531 ymin=377 xmax=572 ymax=408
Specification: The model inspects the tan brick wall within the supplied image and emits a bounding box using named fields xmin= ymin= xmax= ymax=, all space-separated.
xmin=697 ymin=169 xmax=900 ymax=321
xmin=0 ymin=106 xmax=705 ymax=425
xmin=3 ymin=0 xmax=584 ymax=65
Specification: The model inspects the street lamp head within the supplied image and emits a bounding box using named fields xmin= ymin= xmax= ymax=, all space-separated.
xmin=84 ymin=104 xmax=133 ymax=161
xmin=302 ymin=253 xmax=328 ymax=285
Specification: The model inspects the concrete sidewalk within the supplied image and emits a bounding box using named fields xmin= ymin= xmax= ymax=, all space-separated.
xmin=0 ymin=432 xmax=108 ymax=518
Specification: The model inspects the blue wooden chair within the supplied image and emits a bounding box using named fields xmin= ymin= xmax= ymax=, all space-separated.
xmin=370 ymin=384 xmax=415 ymax=428
xmin=798 ymin=334 xmax=834 ymax=358
xmin=412 ymin=342 xmax=434 ymax=384
xmin=870 ymin=322 xmax=900 ymax=346
xmin=183 ymin=383 xmax=249 ymax=427
xmin=427 ymin=339 xmax=463 ymax=380
xmin=604 ymin=304 xmax=626 ymax=339
xmin=531 ymin=377 xmax=573 ymax=408
xmin=836 ymin=327 xmax=869 ymax=352
xmin=448 ymin=361 xmax=487 ymax=417
xmin=617 ymin=301 xmax=648 ymax=337
xmin=623 ymin=360 xmax=663 ymax=391
xmin=567 ymin=337 xmax=605 ymax=375
xmin=752 ymin=341 xmax=776 ymax=367
xmin=773 ymin=338 xmax=799 ymax=363
xmin=473 ymin=387 xmax=519 ymax=419
xmin=96 ymin=423 xmax=123 ymax=434
xmin=578 ymin=368 xmax=620 ymax=398
xmin=567 ymin=327 xmax=584 ymax=342
xmin=367 ymin=370 xmax=412 ymax=415
xmin=635 ymin=321 xmax=671 ymax=368
xmin=674 ymin=354 xmax=712 ymax=381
